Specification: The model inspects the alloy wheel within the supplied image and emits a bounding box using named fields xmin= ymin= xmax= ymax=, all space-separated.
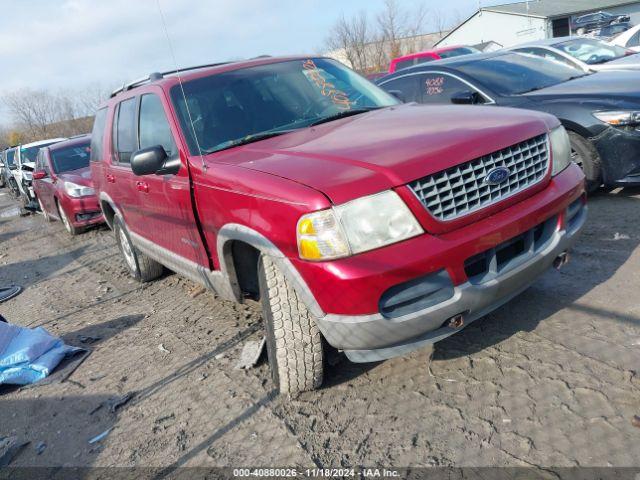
xmin=118 ymin=228 xmax=137 ymax=271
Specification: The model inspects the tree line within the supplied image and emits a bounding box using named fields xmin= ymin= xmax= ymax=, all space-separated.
xmin=0 ymin=85 xmax=112 ymax=149
xmin=323 ymin=0 xmax=463 ymax=74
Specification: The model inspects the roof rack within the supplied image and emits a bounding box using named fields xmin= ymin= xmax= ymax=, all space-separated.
xmin=110 ymin=62 xmax=231 ymax=98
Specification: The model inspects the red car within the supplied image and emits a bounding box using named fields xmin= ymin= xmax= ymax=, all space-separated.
xmin=33 ymin=135 xmax=104 ymax=235
xmin=388 ymin=45 xmax=480 ymax=73
xmin=91 ymin=56 xmax=586 ymax=395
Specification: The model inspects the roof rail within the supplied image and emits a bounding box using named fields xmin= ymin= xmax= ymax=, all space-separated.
xmin=110 ymin=62 xmax=231 ymax=98
xmin=68 ymin=133 xmax=91 ymax=139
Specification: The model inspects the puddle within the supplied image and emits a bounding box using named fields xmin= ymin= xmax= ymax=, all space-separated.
xmin=0 ymin=206 xmax=21 ymax=218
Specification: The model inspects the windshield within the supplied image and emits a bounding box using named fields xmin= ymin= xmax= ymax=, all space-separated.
xmin=456 ymin=53 xmax=586 ymax=95
xmin=51 ymin=141 xmax=91 ymax=173
xmin=171 ymin=58 xmax=398 ymax=155
xmin=555 ymin=38 xmax=629 ymax=64
xmin=20 ymin=141 xmax=60 ymax=163
xmin=439 ymin=47 xmax=480 ymax=59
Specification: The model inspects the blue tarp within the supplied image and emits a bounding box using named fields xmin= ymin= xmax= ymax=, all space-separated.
xmin=0 ymin=322 xmax=82 ymax=385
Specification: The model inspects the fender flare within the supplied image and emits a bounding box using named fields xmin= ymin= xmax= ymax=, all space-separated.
xmin=216 ymin=223 xmax=325 ymax=318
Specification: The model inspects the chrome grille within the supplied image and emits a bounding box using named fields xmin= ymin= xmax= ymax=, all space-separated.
xmin=409 ymin=134 xmax=549 ymax=221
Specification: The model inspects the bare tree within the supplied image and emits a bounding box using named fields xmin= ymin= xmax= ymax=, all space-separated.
xmin=324 ymin=11 xmax=373 ymax=73
xmin=2 ymin=86 xmax=105 ymax=143
xmin=377 ymin=0 xmax=427 ymax=59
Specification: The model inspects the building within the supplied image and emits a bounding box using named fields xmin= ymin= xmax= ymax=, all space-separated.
xmin=436 ymin=0 xmax=640 ymax=48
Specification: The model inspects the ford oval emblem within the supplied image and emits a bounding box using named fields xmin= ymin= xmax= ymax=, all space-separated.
xmin=485 ymin=167 xmax=511 ymax=186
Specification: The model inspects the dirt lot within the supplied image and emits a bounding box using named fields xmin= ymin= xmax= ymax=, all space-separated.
xmin=0 ymin=186 xmax=639 ymax=472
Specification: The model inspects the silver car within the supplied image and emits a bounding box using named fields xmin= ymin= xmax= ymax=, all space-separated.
xmin=509 ymin=36 xmax=640 ymax=73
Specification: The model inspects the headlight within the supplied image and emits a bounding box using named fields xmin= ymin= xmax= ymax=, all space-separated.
xmin=297 ymin=190 xmax=423 ymax=261
xmin=64 ymin=181 xmax=95 ymax=198
xmin=549 ymin=126 xmax=571 ymax=176
xmin=593 ymin=111 xmax=640 ymax=127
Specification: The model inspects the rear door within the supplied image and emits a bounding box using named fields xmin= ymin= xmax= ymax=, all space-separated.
xmin=33 ymin=149 xmax=55 ymax=214
xmin=131 ymin=89 xmax=208 ymax=266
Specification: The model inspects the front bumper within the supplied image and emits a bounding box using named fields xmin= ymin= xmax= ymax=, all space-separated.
xmin=318 ymin=199 xmax=586 ymax=362
xmin=593 ymin=126 xmax=640 ymax=186
xmin=59 ymin=195 xmax=105 ymax=227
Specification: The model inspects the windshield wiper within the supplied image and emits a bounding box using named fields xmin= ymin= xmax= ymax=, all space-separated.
xmin=203 ymin=130 xmax=296 ymax=154
xmin=309 ymin=107 xmax=381 ymax=127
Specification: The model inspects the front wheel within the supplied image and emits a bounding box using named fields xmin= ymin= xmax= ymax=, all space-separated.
xmin=568 ymin=131 xmax=602 ymax=193
xmin=38 ymin=198 xmax=53 ymax=222
xmin=113 ymin=216 xmax=163 ymax=282
xmin=258 ymin=254 xmax=324 ymax=395
xmin=57 ymin=200 xmax=81 ymax=235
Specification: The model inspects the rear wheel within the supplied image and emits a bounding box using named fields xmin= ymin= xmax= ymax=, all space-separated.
xmin=113 ymin=216 xmax=163 ymax=282
xmin=258 ymin=254 xmax=324 ymax=396
xmin=568 ymin=131 xmax=602 ymax=193
xmin=57 ymin=200 xmax=81 ymax=236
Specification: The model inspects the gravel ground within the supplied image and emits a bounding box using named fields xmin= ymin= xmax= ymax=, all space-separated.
xmin=0 ymin=187 xmax=639 ymax=471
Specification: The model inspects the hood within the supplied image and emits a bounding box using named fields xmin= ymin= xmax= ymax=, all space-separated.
xmin=524 ymin=71 xmax=640 ymax=103
xmin=58 ymin=167 xmax=94 ymax=187
xmin=591 ymin=53 xmax=640 ymax=70
xmin=211 ymin=104 xmax=557 ymax=204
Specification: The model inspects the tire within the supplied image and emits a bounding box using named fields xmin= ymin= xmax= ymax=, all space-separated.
xmin=568 ymin=131 xmax=602 ymax=193
xmin=258 ymin=254 xmax=324 ymax=395
xmin=57 ymin=200 xmax=81 ymax=236
xmin=38 ymin=198 xmax=53 ymax=222
xmin=113 ymin=215 xmax=164 ymax=282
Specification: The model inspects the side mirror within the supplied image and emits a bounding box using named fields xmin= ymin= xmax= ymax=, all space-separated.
xmin=131 ymin=145 xmax=180 ymax=176
xmin=451 ymin=90 xmax=484 ymax=105
xmin=8 ymin=164 xmax=17 ymax=171
xmin=33 ymin=170 xmax=47 ymax=180
xmin=387 ymin=90 xmax=406 ymax=103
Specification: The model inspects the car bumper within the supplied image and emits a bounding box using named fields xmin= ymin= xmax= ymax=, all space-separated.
xmin=593 ymin=127 xmax=640 ymax=186
xmin=306 ymin=165 xmax=587 ymax=362
xmin=59 ymin=195 xmax=105 ymax=227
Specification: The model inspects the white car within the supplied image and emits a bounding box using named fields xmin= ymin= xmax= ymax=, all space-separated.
xmin=611 ymin=23 xmax=640 ymax=52
xmin=12 ymin=138 xmax=66 ymax=208
xmin=509 ymin=36 xmax=640 ymax=73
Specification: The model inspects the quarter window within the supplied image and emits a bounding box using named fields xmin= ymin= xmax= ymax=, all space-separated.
xmin=139 ymin=94 xmax=177 ymax=156
xmin=115 ymin=97 xmax=137 ymax=164
xmin=90 ymin=107 xmax=108 ymax=162
xmin=629 ymin=31 xmax=640 ymax=47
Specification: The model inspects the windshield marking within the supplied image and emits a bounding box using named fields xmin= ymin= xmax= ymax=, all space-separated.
xmin=303 ymin=59 xmax=352 ymax=110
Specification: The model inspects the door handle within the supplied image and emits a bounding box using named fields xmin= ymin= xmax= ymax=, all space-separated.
xmin=106 ymin=174 xmax=115 ymax=183
xmin=136 ymin=181 xmax=149 ymax=193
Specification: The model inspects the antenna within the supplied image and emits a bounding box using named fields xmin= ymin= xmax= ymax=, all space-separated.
xmin=155 ymin=0 xmax=207 ymax=171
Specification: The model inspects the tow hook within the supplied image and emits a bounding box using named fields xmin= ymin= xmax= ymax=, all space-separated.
xmin=553 ymin=251 xmax=570 ymax=270
xmin=447 ymin=314 xmax=465 ymax=329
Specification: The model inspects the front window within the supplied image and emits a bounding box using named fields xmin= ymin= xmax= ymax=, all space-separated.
xmin=438 ymin=47 xmax=480 ymax=59
xmin=554 ymin=38 xmax=629 ymax=65
xmin=456 ymin=53 xmax=586 ymax=95
xmin=51 ymin=141 xmax=91 ymax=173
xmin=6 ymin=149 xmax=16 ymax=166
xmin=20 ymin=142 xmax=59 ymax=163
xmin=171 ymin=58 xmax=398 ymax=155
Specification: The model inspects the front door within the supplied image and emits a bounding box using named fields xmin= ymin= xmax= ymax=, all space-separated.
xmin=130 ymin=90 xmax=208 ymax=267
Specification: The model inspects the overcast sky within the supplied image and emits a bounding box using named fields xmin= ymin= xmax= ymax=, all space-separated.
xmin=0 ymin=0 xmax=517 ymax=120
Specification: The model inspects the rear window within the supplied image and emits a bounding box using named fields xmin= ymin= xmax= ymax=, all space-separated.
xmin=438 ymin=47 xmax=480 ymax=59
xmin=394 ymin=59 xmax=415 ymax=71
xmin=51 ymin=141 xmax=91 ymax=173
xmin=115 ymin=98 xmax=138 ymax=163
xmin=90 ymin=108 xmax=107 ymax=162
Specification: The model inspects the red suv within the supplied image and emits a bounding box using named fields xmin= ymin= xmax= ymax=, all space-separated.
xmin=91 ymin=56 xmax=587 ymax=395
xmin=33 ymin=134 xmax=104 ymax=235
